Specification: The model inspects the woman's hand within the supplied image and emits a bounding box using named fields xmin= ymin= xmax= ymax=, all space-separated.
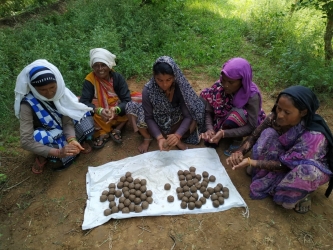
xmin=201 ymin=129 xmax=215 ymax=141
xmin=166 ymin=134 xmax=180 ymax=147
xmin=157 ymin=138 xmax=170 ymax=151
xmin=226 ymin=151 xmax=245 ymax=170
xmin=69 ymin=140 xmax=85 ymax=152
xmin=209 ymin=130 xmax=224 ymax=144
xmin=100 ymin=108 xmax=113 ymax=123
xmin=58 ymin=144 xmax=81 ymax=158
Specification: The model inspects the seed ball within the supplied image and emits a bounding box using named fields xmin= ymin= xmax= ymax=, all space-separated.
xmin=135 ymin=183 xmax=141 ymax=190
xmin=117 ymin=182 xmax=124 ymax=189
xmin=189 ymin=196 xmax=196 ymax=203
xmin=104 ymin=209 xmax=112 ymax=216
xmin=118 ymin=203 xmax=125 ymax=210
xmin=109 ymin=201 xmax=117 ymax=208
xmin=122 ymin=207 xmax=130 ymax=213
xmin=176 ymin=187 xmax=183 ymax=193
xmin=120 ymin=176 xmax=126 ymax=182
xmin=108 ymin=194 xmax=115 ymax=202
xmin=141 ymin=179 xmax=147 ymax=185
xmin=129 ymin=203 xmax=135 ymax=212
xmin=123 ymin=181 xmax=129 ymax=187
xmin=135 ymin=205 xmax=143 ymax=213
xmin=203 ymin=177 xmax=209 ymax=183
xmin=202 ymin=171 xmax=209 ymax=178
xmin=213 ymin=200 xmax=220 ymax=208
xmin=207 ymin=187 xmax=214 ymax=195
xmin=135 ymin=190 xmax=142 ymax=197
xmin=217 ymin=183 xmax=223 ymax=188
xmin=134 ymin=178 xmax=141 ymax=184
xmin=142 ymin=201 xmax=149 ymax=209
xmin=181 ymin=201 xmax=187 ymax=209
xmin=190 ymin=186 xmax=197 ymax=193
xmin=180 ymin=181 xmax=187 ymax=187
xmin=100 ymin=195 xmax=107 ymax=202
xmin=125 ymin=171 xmax=131 ymax=177
xmin=182 ymin=196 xmax=189 ymax=203
xmin=200 ymin=186 xmax=206 ymax=193
xmin=222 ymin=187 xmax=229 ymax=192
xmin=183 ymin=186 xmax=190 ymax=192
xmin=189 ymin=166 xmax=196 ymax=172
xmin=129 ymin=194 xmax=136 ymax=202
xmin=223 ymin=191 xmax=229 ymax=198
xmin=203 ymin=191 xmax=210 ymax=198
xmin=201 ymin=181 xmax=208 ymax=188
xmin=102 ymin=190 xmax=109 ymax=196
xmin=179 ymin=175 xmax=186 ymax=181
xmin=129 ymin=189 xmax=136 ymax=194
xmin=146 ymin=197 xmax=153 ymax=204
xmin=119 ymin=197 xmax=125 ymax=203
xmin=209 ymin=175 xmax=216 ymax=182
xmin=178 ymin=170 xmax=184 ymax=176
xmin=214 ymin=186 xmax=221 ymax=192
xmin=192 ymin=178 xmax=198 ymax=184
xmin=184 ymin=191 xmax=191 ymax=198
xmin=200 ymin=197 xmax=206 ymax=204
xmin=216 ymin=192 xmax=223 ymax=197
xmin=140 ymin=193 xmax=147 ymax=201
xmin=140 ymin=185 xmax=147 ymax=193
xmin=192 ymin=193 xmax=199 ymax=200
xmin=111 ymin=206 xmax=119 ymax=214
xmin=109 ymin=183 xmax=116 ymax=188
xmin=184 ymin=170 xmax=190 ymax=176
xmin=123 ymin=191 xmax=130 ymax=198
xmin=187 ymin=180 xmax=194 ymax=186
xmin=196 ymin=174 xmax=202 ymax=181
xmin=188 ymin=202 xmax=195 ymax=210
xmin=177 ymin=193 xmax=184 ymax=200
xmin=122 ymin=187 xmax=129 ymax=193
xmin=146 ymin=190 xmax=153 ymax=197
xmin=186 ymin=174 xmax=192 ymax=181
xmin=195 ymin=200 xmax=202 ymax=208
xmin=191 ymin=172 xmax=196 ymax=178
xmin=164 ymin=183 xmax=171 ymax=190
xmin=129 ymin=183 xmax=135 ymax=189
xmin=134 ymin=197 xmax=141 ymax=205
xmin=126 ymin=176 xmax=133 ymax=183
xmin=195 ymin=182 xmax=201 ymax=189
xmin=218 ymin=197 xmax=225 ymax=205
xmin=124 ymin=199 xmax=131 ymax=207
xmin=211 ymin=194 xmax=219 ymax=201
xmin=109 ymin=188 xmax=116 ymax=194
xmin=167 ymin=195 xmax=174 ymax=202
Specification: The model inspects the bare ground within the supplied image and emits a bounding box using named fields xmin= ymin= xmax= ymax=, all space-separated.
xmin=1 ymin=73 xmax=333 ymax=250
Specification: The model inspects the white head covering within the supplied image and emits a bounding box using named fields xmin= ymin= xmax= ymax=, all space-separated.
xmin=14 ymin=59 xmax=92 ymax=121
xmin=89 ymin=48 xmax=116 ymax=69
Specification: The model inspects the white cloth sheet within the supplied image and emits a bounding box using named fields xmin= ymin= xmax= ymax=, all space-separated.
xmin=82 ymin=148 xmax=248 ymax=230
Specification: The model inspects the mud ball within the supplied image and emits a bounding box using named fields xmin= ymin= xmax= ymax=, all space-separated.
xmin=135 ymin=190 xmax=142 ymax=197
xmin=109 ymin=201 xmax=117 ymax=208
xmin=122 ymin=187 xmax=129 ymax=193
xmin=123 ymin=181 xmax=129 ymax=187
xmin=200 ymin=186 xmax=206 ymax=193
xmin=125 ymin=171 xmax=131 ymax=177
xmin=189 ymin=196 xmax=196 ymax=203
xmin=182 ymin=196 xmax=189 ymax=203
xmin=187 ymin=180 xmax=194 ymax=187
xmin=104 ymin=209 xmax=112 ymax=216
xmin=177 ymin=193 xmax=184 ymax=200
xmin=186 ymin=174 xmax=193 ymax=181
xmin=203 ymin=177 xmax=209 ymax=183
xmin=189 ymin=166 xmax=196 ymax=172
xmin=213 ymin=200 xmax=219 ymax=208
xmin=209 ymin=175 xmax=216 ymax=182
xmin=146 ymin=190 xmax=153 ymax=197
xmin=135 ymin=183 xmax=141 ymax=190
xmin=192 ymin=193 xmax=199 ymax=200
xmin=207 ymin=187 xmax=214 ymax=195
xmin=124 ymin=199 xmax=131 ymax=207
xmin=178 ymin=170 xmax=184 ymax=176
xmin=119 ymin=197 xmax=126 ymax=203
xmin=140 ymin=193 xmax=147 ymax=201
xmin=184 ymin=191 xmax=191 ymax=198
xmin=180 ymin=180 xmax=187 ymax=187
xmin=120 ymin=176 xmax=126 ymax=182
xmin=100 ymin=195 xmax=107 ymax=202
xmin=183 ymin=186 xmax=190 ymax=192
xmin=196 ymin=174 xmax=202 ymax=181
xmin=191 ymin=172 xmax=196 ymax=178
xmin=129 ymin=203 xmax=135 ymax=212
xmin=134 ymin=178 xmax=141 ymax=184
xmin=109 ymin=183 xmax=116 ymax=189
xmin=129 ymin=189 xmax=136 ymax=195
xmin=218 ymin=197 xmax=225 ymax=205
xmin=202 ymin=171 xmax=209 ymax=178
xmin=142 ymin=201 xmax=149 ymax=209
xmin=216 ymin=192 xmax=223 ymax=197
xmin=181 ymin=201 xmax=187 ymax=209
xmin=176 ymin=187 xmax=183 ymax=193
xmin=129 ymin=194 xmax=136 ymax=202
xmin=192 ymin=178 xmax=198 ymax=184
xmin=201 ymin=181 xmax=208 ymax=188
xmin=203 ymin=191 xmax=210 ymax=199
xmin=126 ymin=176 xmax=133 ymax=183
xmin=183 ymin=170 xmax=190 ymax=176
xmin=217 ymin=183 xmax=223 ymax=189
xmin=123 ymin=191 xmax=130 ymax=198
xmin=102 ymin=190 xmax=109 ymax=196
xmin=195 ymin=182 xmax=201 ymax=189
xmin=222 ymin=191 xmax=229 ymax=199
xmin=128 ymin=183 xmax=135 ymax=189
xmin=211 ymin=194 xmax=218 ymax=201
xmin=108 ymin=194 xmax=115 ymax=202
xmin=134 ymin=197 xmax=141 ymax=205
xmin=179 ymin=175 xmax=186 ymax=181
xmin=190 ymin=186 xmax=197 ymax=193
xmin=122 ymin=207 xmax=130 ymax=213
xmin=135 ymin=205 xmax=143 ymax=213
xmin=214 ymin=186 xmax=221 ymax=192
xmin=141 ymin=179 xmax=147 ymax=186
xmin=195 ymin=200 xmax=202 ymax=208
xmin=109 ymin=188 xmax=116 ymax=194
xmin=146 ymin=197 xmax=153 ymax=204
xmin=188 ymin=202 xmax=195 ymax=210
xmin=117 ymin=182 xmax=124 ymax=189
xmin=118 ymin=203 xmax=125 ymax=210
xmin=164 ymin=183 xmax=171 ymax=190
xmin=140 ymin=185 xmax=147 ymax=193
xmin=222 ymin=187 xmax=229 ymax=192
xmin=200 ymin=197 xmax=206 ymax=204
xmin=167 ymin=195 xmax=174 ymax=202
xmin=111 ymin=206 xmax=119 ymax=214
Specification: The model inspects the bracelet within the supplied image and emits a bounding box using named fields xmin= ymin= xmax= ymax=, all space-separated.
xmin=247 ymin=157 xmax=251 ymax=167
xmin=115 ymin=106 xmax=121 ymax=115
xmin=66 ymin=137 xmax=77 ymax=143
xmin=96 ymin=107 xmax=104 ymax=116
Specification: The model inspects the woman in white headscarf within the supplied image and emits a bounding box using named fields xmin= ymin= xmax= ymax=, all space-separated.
xmin=15 ymin=59 xmax=94 ymax=173
xmin=79 ymin=48 xmax=132 ymax=148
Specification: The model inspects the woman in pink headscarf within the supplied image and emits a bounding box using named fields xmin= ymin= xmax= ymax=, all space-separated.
xmin=200 ymin=58 xmax=266 ymax=156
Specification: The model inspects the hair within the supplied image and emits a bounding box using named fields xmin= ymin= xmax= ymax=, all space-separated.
xmin=278 ymin=93 xmax=307 ymax=112
xmin=153 ymin=62 xmax=174 ymax=76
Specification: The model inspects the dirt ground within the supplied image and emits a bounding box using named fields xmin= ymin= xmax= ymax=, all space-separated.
xmin=1 ymin=73 xmax=333 ymax=250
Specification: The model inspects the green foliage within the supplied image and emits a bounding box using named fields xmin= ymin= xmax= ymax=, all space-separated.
xmin=0 ymin=174 xmax=7 ymax=184
xmin=296 ymin=0 xmax=333 ymax=17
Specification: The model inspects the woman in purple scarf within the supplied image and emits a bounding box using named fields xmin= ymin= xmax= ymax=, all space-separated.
xmin=226 ymin=86 xmax=333 ymax=213
xmin=200 ymin=58 xmax=266 ymax=156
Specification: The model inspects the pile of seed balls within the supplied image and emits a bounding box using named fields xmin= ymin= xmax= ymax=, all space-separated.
xmin=164 ymin=166 xmax=229 ymax=209
xmin=100 ymin=172 xmax=153 ymax=216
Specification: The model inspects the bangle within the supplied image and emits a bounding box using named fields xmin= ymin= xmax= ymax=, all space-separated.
xmin=247 ymin=157 xmax=251 ymax=167
xmin=96 ymin=107 xmax=103 ymax=115
xmin=66 ymin=137 xmax=77 ymax=143
xmin=115 ymin=106 xmax=121 ymax=115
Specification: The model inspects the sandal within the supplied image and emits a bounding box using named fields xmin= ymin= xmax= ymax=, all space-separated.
xmin=92 ymin=134 xmax=110 ymax=149
xmin=32 ymin=156 xmax=47 ymax=174
xmin=110 ymin=129 xmax=123 ymax=144
xmin=294 ymin=196 xmax=311 ymax=214
xmin=81 ymin=141 xmax=92 ymax=154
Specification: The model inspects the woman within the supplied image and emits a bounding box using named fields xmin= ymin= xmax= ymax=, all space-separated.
xmin=226 ymin=86 xmax=333 ymax=213
xmin=126 ymin=56 xmax=205 ymax=153
xmin=79 ymin=48 xmax=131 ymax=148
xmin=200 ymin=57 xmax=266 ymax=156
xmin=15 ymin=59 xmax=94 ymax=173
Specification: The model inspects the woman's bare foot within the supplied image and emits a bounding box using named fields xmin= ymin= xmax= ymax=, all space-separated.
xmin=138 ymin=138 xmax=152 ymax=154
xmin=176 ymin=141 xmax=188 ymax=150
xmin=294 ymin=195 xmax=311 ymax=214
xmin=32 ymin=156 xmax=47 ymax=174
